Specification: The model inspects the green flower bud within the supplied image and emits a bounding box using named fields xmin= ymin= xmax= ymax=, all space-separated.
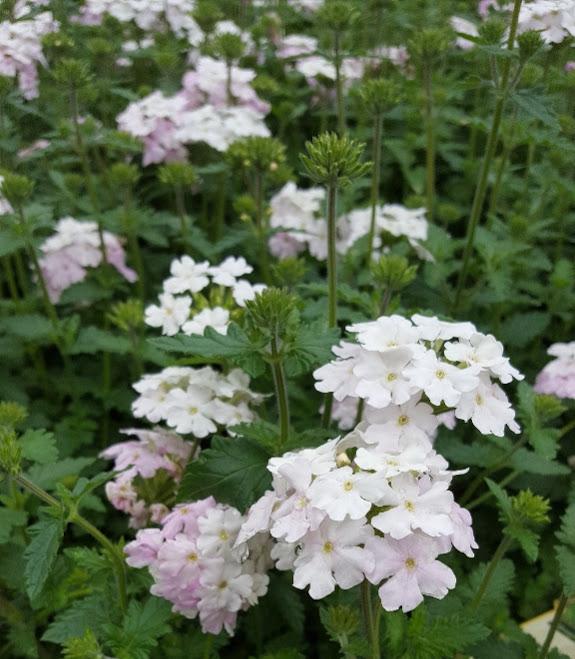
xmin=0 ymin=428 xmax=21 ymax=475
xmin=1 ymin=173 xmax=34 ymax=208
xmin=271 ymin=257 xmax=307 ymax=288
xmin=227 ymin=136 xmax=286 ymax=174
xmin=510 ymin=490 xmax=550 ymax=526
xmin=211 ymin=32 xmax=245 ymax=63
xmin=62 ymin=629 xmax=104 ymax=659
xmin=533 ymin=392 xmax=566 ymax=423
xmin=520 ymin=62 xmax=543 ymax=86
xmin=319 ymin=605 xmax=360 ymax=647
xmin=517 ymin=30 xmax=544 ymax=62
xmin=478 ymin=17 xmax=506 ymax=46
xmin=193 ymin=0 xmax=225 ymax=32
xmin=550 ymin=258 xmax=573 ymax=289
xmin=408 ymin=28 xmax=451 ymax=64
xmin=0 ymin=401 xmax=27 ymax=429
xmin=245 ymin=287 xmax=300 ymax=340
xmin=317 ymin=0 xmax=360 ymax=33
xmin=300 ymin=132 xmax=370 ymax=187
xmin=158 ymin=162 xmax=197 ymax=188
xmin=107 ymin=299 xmax=145 ymax=333
xmin=356 ymin=78 xmax=403 ymax=115
xmin=109 ymin=163 xmax=141 ymax=189
xmin=233 ymin=193 xmax=257 ymax=220
xmin=53 ymin=59 xmax=93 ymax=88
xmin=86 ymin=37 xmax=115 ymax=57
xmin=372 ymin=254 xmax=418 ymax=292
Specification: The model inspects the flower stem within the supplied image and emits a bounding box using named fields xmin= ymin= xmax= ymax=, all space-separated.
xmin=12 ymin=473 xmax=128 ymax=612
xmin=270 ymin=334 xmax=290 ymax=447
xmin=467 ymin=470 xmax=519 ymax=510
xmin=366 ymin=112 xmax=383 ymax=266
xmin=452 ymin=0 xmax=523 ymax=312
xmin=123 ymin=189 xmax=145 ymax=303
xmin=254 ymin=171 xmax=271 ymax=283
xmin=334 ymin=31 xmax=345 ymax=135
xmin=538 ymin=593 xmax=569 ymax=658
xmin=174 ymin=184 xmax=189 ymax=249
xmin=423 ymin=63 xmax=435 ymax=222
xmin=469 ymin=535 xmax=513 ymax=613
xmin=360 ymin=581 xmax=380 ymax=659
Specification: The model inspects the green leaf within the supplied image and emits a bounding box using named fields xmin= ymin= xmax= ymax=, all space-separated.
xmin=0 ymin=314 xmax=54 ymax=341
xmin=68 ymin=327 xmax=131 ymax=355
xmin=462 ymin=559 xmax=515 ymax=611
xmin=0 ymin=508 xmax=28 ymax=543
xmin=42 ymin=594 xmax=110 ymax=644
xmin=177 ymin=436 xmax=272 ymax=512
xmin=19 ymin=428 xmax=59 ymax=465
xmin=510 ymin=449 xmax=570 ymax=476
xmin=149 ymin=324 xmax=267 ymax=377
xmin=507 ymin=524 xmax=540 ymax=562
xmin=27 ymin=457 xmax=94 ymax=490
xmin=229 ymin=420 xmax=280 ymax=452
xmin=485 ymin=478 xmax=512 ymax=518
xmin=555 ymin=546 xmax=575 ymax=596
xmin=24 ymin=516 xmax=65 ymax=600
xmin=511 ymin=90 xmax=560 ymax=131
xmin=499 ymin=311 xmax=550 ymax=348
xmin=105 ymin=597 xmax=172 ymax=659
xmin=285 ymin=322 xmax=340 ymax=376
xmin=0 ymin=229 xmax=25 ymax=258
xmin=267 ymin=573 xmax=305 ymax=637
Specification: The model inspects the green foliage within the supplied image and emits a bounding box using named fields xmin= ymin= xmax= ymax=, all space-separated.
xmin=177 ymin=436 xmax=272 ymax=511
xmin=24 ymin=514 xmax=65 ymax=600
xmin=300 ymin=133 xmax=370 ymax=187
xmin=555 ymin=504 xmax=575 ymax=595
xmin=19 ymin=428 xmax=58 ymax=464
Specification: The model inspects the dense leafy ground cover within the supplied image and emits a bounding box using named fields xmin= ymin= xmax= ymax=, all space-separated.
xmin=1 ymin=0 xmax=575 ymax=657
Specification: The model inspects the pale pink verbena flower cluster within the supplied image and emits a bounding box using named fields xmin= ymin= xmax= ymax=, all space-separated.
xmin=517 ymin=0 xmax=575 ymax=44
xmin=450 ymin=16 xmax=480 ymax=50
xmin=145 ymin=255 xmax=265 ymax=337
xmin=0 ymin=1 xmax=58 ymax=99
xmin=534 ymin=342 xmax=575 ymax=399
xmin=132 ymin=366 xmax=263 ymax=438
xmin=125 ymin=497 xmax=271 ymax=635
xmin=268 ymin=182 xmax=431 ymax=262
xmin=76 ymin=0 xmax=203 ymax=45
xmin=101 ymin=427 xmax=193 ymax=528
xmin=0 ymin=174 xmax=13 ymax=215
xmin=38 ymin=217 xmax=137 ymax=302
xmin=314 ymin=314 xmax=523 ymax=438
xmin=237 ymin=426 xmax=476 ymax=612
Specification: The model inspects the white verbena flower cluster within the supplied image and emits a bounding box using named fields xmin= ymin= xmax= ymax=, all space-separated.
xmin=125 ymin=497 xmax=271 ymax=635
xmin=314 ymin=314 xmax=523 ymax=438
xmin=132 ymin=366 xmax=263 ymax=438
xmin=237 ymin=426 xmax=476 ymax=613
xmin=77 ymin=0 xmax=203 ymax=45
xmin=517 ymin=0 xmax=575 ymax=44
xmin=144 ymin=255 xmax=265 ymax=337
xmin=268 ymin=182 xmax=432 ymax=262
xmin=101 ymin=427 xmax=193 ymax=528
xmin=0 ymin=1 xmax=58 ymax=100
xmin=535 ymin=341 xmax=575 ymax=399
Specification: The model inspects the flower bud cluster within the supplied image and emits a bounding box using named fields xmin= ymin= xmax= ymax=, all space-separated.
xmin=101 ymin=427 xmax=193 ymax=528
xmin=132 ymin=366 xmax=264 ymax=438
xmin=38 ymin=217 xmax=137 ymax=302
xmin=125 ymin=497 xmax=271 ymax=635
xmin=144 ymin=255 xmax=266 ymax=337
xmin=314 ymin=314 xmax=523 ymax=437
xmin=237 ymin=425 xmax=475 ymax=613
xmin=534 ymin=341 xmax=575 ymax=399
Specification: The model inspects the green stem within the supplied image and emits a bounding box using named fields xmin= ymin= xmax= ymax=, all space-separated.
xmin=174 ymin=185 xmax=189 ymax=249
xmin=214 ymin=170 xmax=226 ymax=242
xmin=334 ymin=31 xmax=345 ymax=135
xmin=13 ymin=251 xmax=29 ymax=296
xmin=255 ymin=171 xmax=270 ymax=282
xmin=452 ymin=0 xmax=523 ymax=312
xmin=538 ymin=593 xmax=569 ymax=658
xmin=559 ymin=418 xmax=575 ymax=438
xmin=467 ymin=470 xmax=519 ymax=510
xmin=13 ymin=473 xmax=128 ymax=613
xmin=123 ymin=191 xmax=145 ymax=303
xmin=469 ymin=535 xmax=513 ymax=613
xmin=322 ymin=181 xmax=338 ymax=429
xmin=423 ymin=63 xmax=435 ymax=222
xmin=2 ymin=257 xmax=18 ymax=301
xmin=366 ymin=112 xmax=383 ymax=266
xmin=460 ymin=434 xmax=528 ymax=506
xmin=270 ymin=334 xmax=290 ymax=447
xmin=360 ymin=581 xmax=380 ymax=659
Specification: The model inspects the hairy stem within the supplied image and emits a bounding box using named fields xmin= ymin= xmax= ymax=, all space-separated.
xmin=366 ymin=112 xmax=383 ymax=266
xmin=452 ymin=0 xmax=523 ymax=312
xmin=334 ymin=31 xmax=345 ymax=135
xmin=423 ymin=63 xmax=435 ymax=222
xmin=270 ymin=334 xmax=290 ymax=447
xmin=538 ymin=593 xmax=569 ymax=658
xmin=360 ymin=581 xmax=380 ymax=659
xmin=469 ymin=535 xmax=513 ymax=613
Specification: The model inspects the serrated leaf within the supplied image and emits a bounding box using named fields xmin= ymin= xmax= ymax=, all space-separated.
xmin=507 ymin=524 xmax=539 ymax=562
xmin=19 ymin=428 xmax=58 ymax=465
xmin=462 ymin=558 xmax=515 ymax=611
xmin=0 ymin=508 xmax=28 ymax=543
xmin=24 ymin=516 xmax=65 ymax=600
xmin=177 ymin=436 xmax=272 ymax=512
xmin=485 ymin=478 xmax=512 ymax=518
xmin=229 ymin=420 xmax=279 ymax=452
xmin=0 ymin=314 xmax=54 ymax=341
xmin=555 ymin=546 xmax=575 ymax=595
xmin=42 ymin=593 xmax=109 ymax=644
xmin=499 ymin=311 xmax=550 ymax=348
xmin=27 ymin=457 xmax=94 ymax=490
xmin=285 ymin=322 xmax=340 ymax=377
xmin=267 ymin=573 xmax=305 ymax=637
xmin=510 ymin=448 xmax=570 ymax=475
xmin=149 ymin=324 xmax=267 ymax=377
xmin=68 ymin=327 xmax=131 ymax=355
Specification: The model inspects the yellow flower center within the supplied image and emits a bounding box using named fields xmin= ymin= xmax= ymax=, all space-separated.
xmin=323 ymin=541 xmax=334 ymax=554
xmin=404 ymin=500 xmax=415 ymax=512
xmin=405 ymin=557 xmax=416 ymax=570
xmin=475 ymin=394 xmax=483 ymax=405
xmin=189 ymin=406 xmax=198 ymax=415
xmin=187 ymin=552 xmax=198 ymax=562
xmin=219 ymin=530 xmax=229 ymax=541
xmin=343 ymin=480 xmax=354 ymax=492
xmin=435 ymin=369 xmax=446 ymax=380
xmin=218 ymin=580 xmax=228 ymax=590
xmin=397 ymin=414 xmax=409 ymax=426
xmin=387 ymin=372 xmax=397 ymax=382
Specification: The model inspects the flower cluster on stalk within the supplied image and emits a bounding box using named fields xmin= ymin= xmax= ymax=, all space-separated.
xmin=144 ymin=255 xmax=265 ymax=336
xmin=315 ymin=314 xmax=523 ymax=437
xmin=101 ymin=427 xmax=193 ymax=528
xmin=132 ymin=366 xmax=263 ymax=438
xmin=535 ymin=342 xmax=575 ymax=399
xmin=125 ymin=497 xmax=271 ymax=635
xmin=38 ymin=217 xmax=137 ymax=302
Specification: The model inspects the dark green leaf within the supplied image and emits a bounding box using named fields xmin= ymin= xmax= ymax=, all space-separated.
xmin=24 ymin=516 xmax=65 ymax=600
xmin=20 ymin=428 xmax=58 ymax=465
